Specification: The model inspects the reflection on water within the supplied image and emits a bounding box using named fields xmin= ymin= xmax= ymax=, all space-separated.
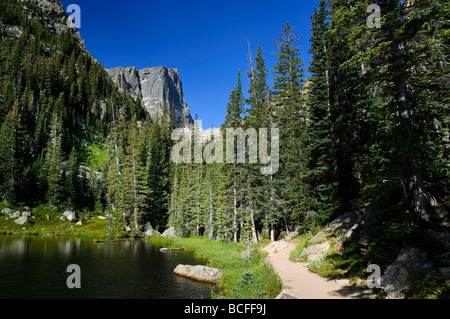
xmin=0 ymin=236 xmax=213 ymax=299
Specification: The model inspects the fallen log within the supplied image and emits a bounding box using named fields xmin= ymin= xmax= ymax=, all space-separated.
xmin=159 ymin=247 xmax=184 ymax=252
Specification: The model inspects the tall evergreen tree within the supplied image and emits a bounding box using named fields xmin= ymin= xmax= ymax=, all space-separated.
xmin=145 ymin=118 xmax=172 ymax=231
xmin=246 ymin=46 xmax=274 ymax=241
xmin=345 ymin=0 xmax=450 ymax=222
xmin=0 ymin=100 xmax=24 ymax=203
xmin=271 ymin=22 xmax=307 ymax=223
xmin=123 ymin=115 xmax=149 ymax=232
xmin=44 ymin=111 xmax=65 ymax=207
xmin=65 ymin=147 xmax=80 ymax=207
xmin=220 ymin=69 xmax=246 ymax=242
xmin=106 ymin=107 xmax=127 ymax=231
xmin=303 ymin=0 xmax=340 ymax=226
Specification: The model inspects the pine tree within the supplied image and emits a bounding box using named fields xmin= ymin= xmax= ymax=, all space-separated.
xmin=219 ymin=70 xmax=246 ymax=242
xmin=325 ymin=0 xmax=367 ymax=216
xmin=123 ymin=115 xmax=150 ymax=232
xmin=201 ymin=162 xmax=219 ymax=240
xmin=303 ymin=0 xmax=340 ymax=226
xmin=347 ymin=0 xmax=450 ymax=222
xmin=44 ymin=111 xmax=65 ymax=207
xmin=245 ymin=46 xmax=275 ymax=241
xmin=271 ymin=22 xmax=307 ymax=224
xmin=0 ymin=100 xmax=24 ymax=203
xmin=145 ymin=119 xmax=171 ymax=231
xmin=65 ymin=147 xmax=80 ymax=207
xmin=106 ymin=107 xmax=127 ymax=231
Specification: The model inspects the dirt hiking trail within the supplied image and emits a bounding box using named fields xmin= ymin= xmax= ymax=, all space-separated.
xmin=265 ymin=239 xmax=377 ymax=299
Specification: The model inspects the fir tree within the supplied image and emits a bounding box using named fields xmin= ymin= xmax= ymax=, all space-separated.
xmin=145 ymin=118 xmax=171 ymax=231
xmin=123 ymin=115 xmax=150 ymax=232
xmin=0 ymin=100 xmax=24 ymax=203
xmin=303 ymin=0 xmax=340 ymax=226
xmin=44 ymin=112 xmax=65 ymax=207
xmin=106 ymin=107 xmax=127 ymax=231
xmin=271 ymin=22 xmax=307 ymax=224
xmin=65 ymin=147 xmax=80 ymax=207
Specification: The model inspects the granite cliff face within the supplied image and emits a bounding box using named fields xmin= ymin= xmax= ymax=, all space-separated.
xmin=106 ymin=66 xmax=193 ymax=124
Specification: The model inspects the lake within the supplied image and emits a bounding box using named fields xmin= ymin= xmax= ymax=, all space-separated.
xmin=0 ymin=235 xmax=213 ymax=299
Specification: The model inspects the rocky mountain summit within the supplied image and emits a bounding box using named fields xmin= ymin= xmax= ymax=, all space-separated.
xmin=107 ymin=66 xmax=193 ymax=124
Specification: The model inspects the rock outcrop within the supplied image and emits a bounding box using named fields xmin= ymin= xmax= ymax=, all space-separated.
xmin=161 ymin=226 xmax=178 ymax=238
xmin=143 ymin=223 xmax=161 ymax=237
xmin=300 ymin=241 xmax=331 ymax=262
xmin=2 ymin=209 xmax=32 ymax=225
xmin=173 ymin=265 xmax=222 ymax=284
xmin=106 ymin=66 xmax=193 ymax=124
xmin=1 ymin=208 xmax=14 ymax=216
xmin=63 ymin=211 xmax=76 ymax=222
xmin=381 ymin=247 xmax=432 ymax=299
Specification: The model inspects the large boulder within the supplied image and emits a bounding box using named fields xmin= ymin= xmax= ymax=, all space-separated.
xmin=309 ymin=231 xmax=328 ymax=244
xmin=14 ymin=216 xmax=29 ymax=225
xmin=161 ymin=226 xmax=178 ymax=238
xmin=21 ymin=212 xmax=32 ymax=218
xmin=2 ymin=208 xmax=13 ymax=215
xmin=143 ymin=223 xmax=161 ymax=237
xmin=11 ymin=211 xmax=21 ymax=218
xmin=173 ymin=265 xmax=222 ymax=284
xmin=309 ymin=210 xmax=364 ymax=245
xmin=300 ymin=241 xmax=331 ymax=262
xmin=381 ymin=247 xmax=432 ymax=299
xmin=327 ymin=210 xmax=364 ymax=234
xmin=63 ymin=211 xmax=76 ymax=222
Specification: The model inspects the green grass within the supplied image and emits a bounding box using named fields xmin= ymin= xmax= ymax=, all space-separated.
xmin=0 ymin=202 xmax=110 ymax=238
xmin=149 ymin=236 xmax=282 ymax=299
xmin=85 ymin=144 xmax=108 ymax=170
xmin=404 ymin=271 xmax=450 ymax=299
xmin=289 ymin=232 xmax=314 ymax=262
xmin=289 ymin=230 xmax=371 ymax=282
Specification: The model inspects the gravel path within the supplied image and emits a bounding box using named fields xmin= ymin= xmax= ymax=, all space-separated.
xmin=265 ymin=240 xmax=376 ymax=299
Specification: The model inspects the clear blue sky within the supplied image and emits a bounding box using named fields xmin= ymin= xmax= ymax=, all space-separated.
xmin=60 ymin=0 xmax=317 ymax=128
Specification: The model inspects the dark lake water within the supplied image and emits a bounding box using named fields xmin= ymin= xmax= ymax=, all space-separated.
xmin=0 ymin=236 xmax=213 ymax=299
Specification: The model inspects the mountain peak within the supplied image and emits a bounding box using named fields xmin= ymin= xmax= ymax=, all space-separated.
xmin=106 ymin=66 xmax=193 ymax=124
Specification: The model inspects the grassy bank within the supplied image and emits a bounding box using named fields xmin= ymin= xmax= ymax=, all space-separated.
xmin=149 ymin=236 xmax=282 ymax=299
xmin=0 ymin=203 xmax=115 ymax=238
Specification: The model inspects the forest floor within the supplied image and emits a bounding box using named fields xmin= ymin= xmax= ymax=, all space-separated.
xmin=264 ymin=238 xmax=377 ymax=299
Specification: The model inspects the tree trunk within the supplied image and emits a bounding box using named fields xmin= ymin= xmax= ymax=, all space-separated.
xmin=209 ymin=186 xmax=214 ymax=240
xmin=249 ymin=206 xmax=258 ymax=243
xmin=233 ymin=181 xmax=238 ymax=242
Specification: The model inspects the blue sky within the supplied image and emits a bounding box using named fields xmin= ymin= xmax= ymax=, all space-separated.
xmin=60 ymin=0 xmax=317 ymax=128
